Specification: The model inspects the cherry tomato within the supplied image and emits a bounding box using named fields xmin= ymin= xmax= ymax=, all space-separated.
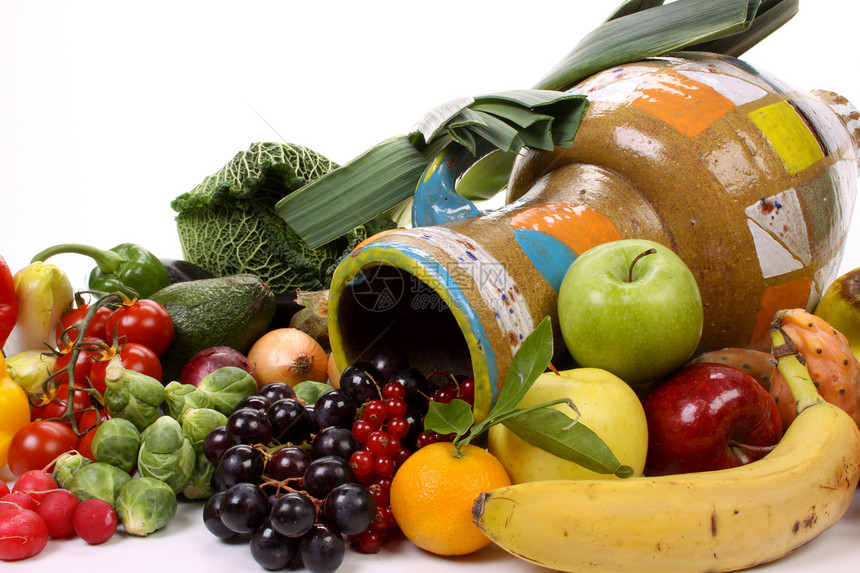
xmin=52 ymin=336 xmax=103 ymax=388
xmin=77 ymin=426 xmax=99 ymax=462
xmin=89 ymin=342 xmax=163 ymax=392
xmin=7 ymin=421 xmax=80 ymax=477
xmin=77 ymin=407 xmax=109 ymax=434
xmin=105 ymin=299 xmax=173 ymax=355
xmin=29 ymin=383 xmax=91 ymax=425
xmin=56 ymin=304 xmax=111 ymax=343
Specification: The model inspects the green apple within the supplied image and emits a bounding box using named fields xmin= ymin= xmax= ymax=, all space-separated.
xmin=557 ymin=238 xmax=703 ymax=387
xmin=814 ymin=267 xmax=860 ymax=362
xmin=487 ymin=367 xmax=648 ymax=483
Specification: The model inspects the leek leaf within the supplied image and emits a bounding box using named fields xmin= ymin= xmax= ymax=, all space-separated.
xmin=276 ymin=136 xmax=427 ymax=249
xmin=280 ymin=91 xmax=588 ymax=248
xmin=279 ymin=0 xmax=796 ymax=248
xmin=455 ymin=149 xmax=517 ymax=202
xmin=534 ymin=0 xmax=762 ymax=90
xmin=687 ymin=0 xmax=798 ymax=56
xmin=606 ymin=0 xmax=666 ymax=21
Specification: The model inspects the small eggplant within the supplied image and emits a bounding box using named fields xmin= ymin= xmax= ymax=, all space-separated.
xmin=159 ymin=258 xmax=215 ymax=284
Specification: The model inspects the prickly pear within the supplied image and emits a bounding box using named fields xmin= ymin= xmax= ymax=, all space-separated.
xmin=769 ymin=308 xmax=860 ymax=428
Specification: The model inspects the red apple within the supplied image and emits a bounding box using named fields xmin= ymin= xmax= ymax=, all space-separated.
xmin=642 ymin=363 xmax=783 ymax=476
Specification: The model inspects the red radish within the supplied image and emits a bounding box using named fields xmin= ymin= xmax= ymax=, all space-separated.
xmin=0 ymin=492 xmax=38 ymax=514
xmin=36 ymin=489 xmax=79 ymax=538
xmin=12 ymin=469 xmax=58 ymax=503
xmin=0 ymin=508 xmax=49 ymax=561
xmin=73 ymin=498 xmax=117 ymax=545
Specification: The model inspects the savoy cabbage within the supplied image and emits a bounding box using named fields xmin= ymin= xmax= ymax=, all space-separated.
xmin=171 ymin=142 xmax=394 ymax=293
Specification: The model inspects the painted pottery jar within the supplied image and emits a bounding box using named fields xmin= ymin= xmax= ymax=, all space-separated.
xmin=328 ymin=52 xmax=859 ymax=420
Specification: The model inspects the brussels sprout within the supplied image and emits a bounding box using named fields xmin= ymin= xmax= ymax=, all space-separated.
xmin=137 ymin=416 xmax=195 ymax=494
xmin=181 ymin=451 xmax=215 ymax=501
xmin=67 ymin=461 xmax=132 ymax=505
xmin=103 ymin=355 xmax=166 ymax=431
xmin=164 ymin=381 xmax=213 ymax=419
xmin=180 ymin=407 xmax=228 ymax=453
xmin=197 ymin=366 xmax=258 ymax=415
xmin=91 ymin=418 xmax=141 ymax=473
xmin=116 ymin=476 xmax=178 ymax=536
xmin=293 ymin=381 xmax=332 ymax=404
xmin=51 ymin=451 xmax=92 ymax=489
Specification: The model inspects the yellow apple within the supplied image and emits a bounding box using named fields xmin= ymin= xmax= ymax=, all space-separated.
xmin=487 ymin=367 xmax=648 ymax=482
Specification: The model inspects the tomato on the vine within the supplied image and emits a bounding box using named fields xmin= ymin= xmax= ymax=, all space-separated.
xmin=56 ymin=304 xmax=111 ymax=343
xmin=89 ymin=342 xmax=163 ymax=391
xmin=105 ymin=299 xmax=173 ymax=355
xmin=7 ymin=421 xmax=80 ymax=477
xmin=51 ymin=336 xmax=103 ymax=388
xmin=77 ymin=407 xmax=108 ymax=433
xmin=29 ymin=383 xmax=91 ymax=425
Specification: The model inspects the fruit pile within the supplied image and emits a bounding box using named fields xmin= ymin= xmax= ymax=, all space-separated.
xmin=200 ymin=349 xmax=473 ymax=572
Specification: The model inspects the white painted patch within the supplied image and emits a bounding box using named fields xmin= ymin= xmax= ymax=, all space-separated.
xmin=746 ymin=220 xmax=804 ymax=279
xmin=744 ymin=188 xmax=812 ymax=266
xmin=676 ymin=70 xmax=767 ymax=107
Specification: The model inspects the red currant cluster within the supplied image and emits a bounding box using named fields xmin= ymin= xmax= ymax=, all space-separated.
xmin=415 ymin=376 xmax=476 ymax=448
xmin=348 ymin=380 xmax=413 ymax=553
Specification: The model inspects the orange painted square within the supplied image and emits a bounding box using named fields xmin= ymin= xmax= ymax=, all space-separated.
xmin=747 ymin=276 xmax=813 ymax=350
xmin=632 ymin=70 xmax=736 ymax=137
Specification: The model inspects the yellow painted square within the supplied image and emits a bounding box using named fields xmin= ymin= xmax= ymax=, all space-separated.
xmin=748 ymin=101 xmax=824 ymax=175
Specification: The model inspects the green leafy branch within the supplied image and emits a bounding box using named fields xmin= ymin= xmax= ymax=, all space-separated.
xmin=423 ymin=317 xmax=634 ymax=478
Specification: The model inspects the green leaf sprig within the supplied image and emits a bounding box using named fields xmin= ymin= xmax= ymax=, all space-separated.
xmin=423 ymin=316 xmax=634 ymax=478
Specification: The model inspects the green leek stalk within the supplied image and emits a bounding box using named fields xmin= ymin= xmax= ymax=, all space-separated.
xmin=276 ymin=0 xmax=798 ymax=249
xmin=3 ymin=262 xmax=73 ymax=356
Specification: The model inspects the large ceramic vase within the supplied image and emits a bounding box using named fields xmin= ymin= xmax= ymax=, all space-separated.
xmin=328 ymin=52 xmax=859 ymax=420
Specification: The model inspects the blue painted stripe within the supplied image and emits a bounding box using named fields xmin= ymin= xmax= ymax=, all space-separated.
xmin=511 ymin=228 xmax=577 ymax=291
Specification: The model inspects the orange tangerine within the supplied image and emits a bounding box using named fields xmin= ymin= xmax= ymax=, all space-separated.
xmin=389 ymin=441 xmax=511 ymax=556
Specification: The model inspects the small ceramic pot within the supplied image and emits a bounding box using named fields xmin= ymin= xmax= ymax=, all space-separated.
xmin=328 ymin=52 xmax=859 ymax=419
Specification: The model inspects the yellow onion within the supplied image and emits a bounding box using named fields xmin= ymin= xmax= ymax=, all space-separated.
xmin=246 ymin=327 xmax=328 ymax=389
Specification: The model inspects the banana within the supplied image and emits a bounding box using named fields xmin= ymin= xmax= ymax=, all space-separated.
xmin=473 ymin=318 xmax=860 ymax=573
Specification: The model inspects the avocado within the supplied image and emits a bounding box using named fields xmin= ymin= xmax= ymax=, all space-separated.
xmin=149 ymin=274 xmax=276 ymax=382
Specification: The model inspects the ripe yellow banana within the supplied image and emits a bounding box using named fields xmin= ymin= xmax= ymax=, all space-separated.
xmin=473 ymin=320 xmax=860 ymax=573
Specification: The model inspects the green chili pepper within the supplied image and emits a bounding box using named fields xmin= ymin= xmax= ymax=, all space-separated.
xmin=31 ymin=243 xmax=170 ymax=299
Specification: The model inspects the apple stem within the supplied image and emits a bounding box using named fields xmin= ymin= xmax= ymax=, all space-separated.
xmin=628 ymin=248 xmax=657 ymax=282
xmin=548 ymin=361 xmax=560 ymax=376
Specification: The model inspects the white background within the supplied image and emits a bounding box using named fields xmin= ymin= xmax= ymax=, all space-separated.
xmin=2 ymin=1 xmax=860 ymax=572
